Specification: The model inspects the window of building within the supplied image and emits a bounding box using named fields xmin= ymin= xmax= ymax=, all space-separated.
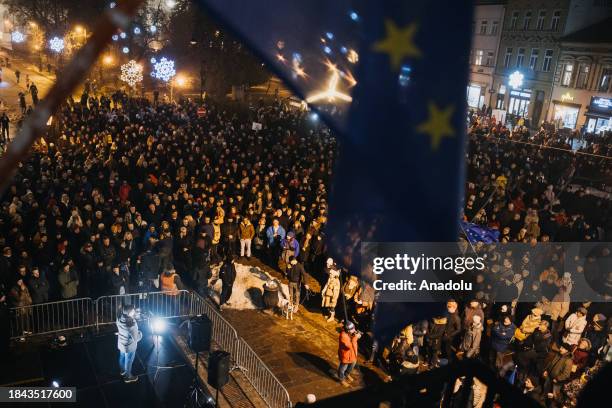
xmin=529 ymin=48 xmax=539 ymax=70
xmin=480 ymin=20 xmax=488 ymax=34
xmin=516 ymin=48 xmax=525 ymax=67
xmin=511 ymin=11 xmax=519 ymax=29
xmin=491 ymin=21 xmax=499 ymax=35
xmin=561 ymin=63 xmax=574 ymax=86
xmin=475 ymin=49 xmax=484 ymax=66
xmin=486 ymin=51 xmax=495 ymax=67
xmin=543 ymin=49 xmax=553 ymax=71
xmin=537 ymin=10 xmax=546 ymax=30
xmin=523 ymin=11 xmax=532 ymax=30
xmin=551 ymin=10 xmax=561 ymax=31
xmin=600 ymin=67 xmax=612 ymax=92
xmin=504 ymin=47 xmax=513 ymax=68
xmin=576 ymin=64 xmax=590 ymax=89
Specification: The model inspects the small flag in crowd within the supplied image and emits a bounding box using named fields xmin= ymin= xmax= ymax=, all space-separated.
xmin=461 ymin=221 xmax=500 ymax=244
xmin=196 ymin=0 xmax=474 ymax=344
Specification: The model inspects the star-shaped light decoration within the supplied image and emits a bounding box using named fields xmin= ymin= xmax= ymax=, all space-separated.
xmin=417 ymin=102 xmax=455 ymax=150
xmin=49 ymin=36 xmax=65 ymax=53
xmin=509 ymin=70 xmax=524 ymax=89
xmin=11 ymin=31 xmax=25 ymax=43
xmin=151 ymin=57 xmax=176 ymax=82
xmin=120 ymin=60 xmax=143 ymax=88
xmin=373 ymin=20 xmax=421 ymax=70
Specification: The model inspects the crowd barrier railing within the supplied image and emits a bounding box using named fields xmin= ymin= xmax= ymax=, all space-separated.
xmin=9 ymin=297 xmax=96 ymax=339
xmin=9 ymin=290 xmax=292 ymax=408
xmin=95 ymin=290 xmax=192 ymax=328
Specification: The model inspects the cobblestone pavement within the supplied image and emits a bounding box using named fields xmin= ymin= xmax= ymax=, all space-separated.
xmin=220 ymin=258 xmax=387 ymax=405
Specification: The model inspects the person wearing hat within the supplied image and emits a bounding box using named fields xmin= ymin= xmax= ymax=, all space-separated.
xmin=219 ymin=256 xmax=237 ymax=308
xmin=562 ymin=307 xmax=588 ymax=346
xmin=571 ymin=338 xmax=592 ymax=375
xmin=517 ymin=307 xmax=543 ymax=341
xmin=542 ymin=342 xmax=573 ymax=400
xmin=460 ymin=314 xmax=483 ymax=359
xmin=337 ymin=321 xmax=360 ymax=386
xmin=584 ymin=313 xmax=607 ymax=362
xmin=279 ymin=230 xmax=299 ymax=274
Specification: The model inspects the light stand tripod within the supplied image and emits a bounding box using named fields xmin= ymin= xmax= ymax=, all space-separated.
xmin=147 ymin=318 xmax=184 ymax=383
xmin=186 ymin=351 xmax=209 ymax=408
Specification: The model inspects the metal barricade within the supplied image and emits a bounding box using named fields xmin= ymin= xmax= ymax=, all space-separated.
xmin=9 ymin=290 xmax=292 ymax=407
xmin=95 ymin=290 xmax=192 ymax=328
xmin=234 ymin=337 xmax=292 ymax=408
xmin=188 ymin=292 xmax=239 ymax=356
xmin=188 ymin=292 xmax=291 ymax=408
xmin=9 ymin=297 xmax=95 ymax=338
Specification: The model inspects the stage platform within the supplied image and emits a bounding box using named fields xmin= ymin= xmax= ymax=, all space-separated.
xmin=0 ymin=325 xmax=213 ymax=408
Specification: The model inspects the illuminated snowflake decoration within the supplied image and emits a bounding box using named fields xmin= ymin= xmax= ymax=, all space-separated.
xmin=149 ymin=25 xmax=157 ymax=33
xmin=112 ymin=34 xmax=119 ymax=41
xmin=120 ymin=32 xmax=127 ymax=39
xmin=151 ymin=57 xmax=176 ymax=82
xmin=120 ymin=60 xmax=143 ymax=88
xmin=49 ymin=36 xmax=64 ymax=53
xmin=122 ymin=46 xmax=129 ymax=54
xmin=133 ymin=27 xmax=141 ymax=35
xmin=11 ymin=31 xmax=25 ymax=43
xmin=509 ymin=71 xmax=524 ymax=89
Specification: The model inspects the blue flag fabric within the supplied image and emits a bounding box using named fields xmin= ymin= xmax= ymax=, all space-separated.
xmin=461 ymin=221 xmax=500 ymax=244
xmin=197 ymin=0 xmax=473 ymax=344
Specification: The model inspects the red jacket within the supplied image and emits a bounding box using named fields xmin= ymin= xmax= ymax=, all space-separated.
xmin=338 ymin=331 xmax=358 ymax=364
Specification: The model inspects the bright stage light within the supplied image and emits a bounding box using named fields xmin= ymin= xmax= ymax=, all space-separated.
xmin=151 ymin=317 xmax=167 ymax=334
xmin=52 ymin=380 xmax=60 ymax=388
xmin=310 ymin=112 xmax=319 ymax=121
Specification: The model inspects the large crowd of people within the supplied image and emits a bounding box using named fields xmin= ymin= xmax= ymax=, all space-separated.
xmin=348 ymin=112 xmax=611 ymax=406
xmin=0 ymin=88 xmax=610 ymax=406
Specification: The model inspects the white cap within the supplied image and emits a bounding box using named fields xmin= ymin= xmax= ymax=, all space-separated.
xmin=305 ymin=394 xmax=316 ymax=403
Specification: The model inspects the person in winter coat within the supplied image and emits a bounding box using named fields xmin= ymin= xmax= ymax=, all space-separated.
xmin=139 ymin=246 xmax=160 ymax=290
xmin=110 ymin=265 xmax=129 ymax=295
xmin=443 ymin=300 xmax=462 ymax=363
xmin=27 ymin=267 xmax=49 ymax=304
xmin=239 ymin=218 xmax=255 ymax=258
xmin=516 ymin=320 xmax=552 ymax=377
xmin=491 ymin=315 xmax=516 ymax=369
xmin=9 ymin=278 xmax=32 ymax=308
xmin=562 ymin=307 xmax=588 ymax=346
xmin=427 ymin=315 xmax=447 ymax=367
xmin=191 ymin=237 xmax=211 ymax=296
xmin=460 ymin=315 xmax=483 ymax=359
xmin=266 ymin=218 xmax=285 ymax=264
xmin=286 ymin=256 xmax=308 ymax=311
xmin=321 ymin=265 xmax=340 ymax=322
xmin=279 ymin=231 xmax=299 ymax=273
xmin=571 ymin=338 xmax=591 ymax=375
xmin=219 ymin=256 xmax=237 ymax=307
xmin=584 ymin=314 xmax=607 ymax=363
xmin=517 ymin=307 xmax=543 ymax=341
xmin=116 ymin=304 xmax=142 ymax=383
xmin=412 ymin=319 xmax=428 ymax=356
xmin=542 ymin=343 xmax=573 ymax=399
xmin=337 ymin=321 xmax=360 ymax=386
xmin=58 ymin=262 xmax=79 ymax=299
xmin=463 ymin=300 xmax=484 ymax=329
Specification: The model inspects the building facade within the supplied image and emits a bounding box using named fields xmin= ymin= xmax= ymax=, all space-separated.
xmin=468 ymin=1 xmax=506 ymax=109
xmin=547 ymin=16 xmax=612 ymax=132
xmin=491 ymin=0 xmax=571 ymax=127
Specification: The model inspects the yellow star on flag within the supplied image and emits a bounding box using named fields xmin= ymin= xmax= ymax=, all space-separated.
xmin=417 ymin=102 xmax=455 ymax=150
xmin=372 ymin=20 xmax=421 ymax=70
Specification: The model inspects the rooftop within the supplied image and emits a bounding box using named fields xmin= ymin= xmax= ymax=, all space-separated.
xmin=562 ymin=16 xmax=612 ymax=44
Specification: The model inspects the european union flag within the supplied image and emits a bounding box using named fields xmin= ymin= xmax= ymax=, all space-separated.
xmin=461 ymin=221 xmax=501 ymax=244
xmin=197 ymin=0 xmax=473 ymax=343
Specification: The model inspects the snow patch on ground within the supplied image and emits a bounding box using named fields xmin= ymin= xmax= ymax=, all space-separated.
xmin=208 ymin=262 xmax=290 ymax=310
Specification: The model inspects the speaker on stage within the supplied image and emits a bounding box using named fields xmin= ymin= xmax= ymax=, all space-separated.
xmin=188 ymin=315 xmax=212 ymax=353
xmin=208 ymin=350 xmax=230 ymax=389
